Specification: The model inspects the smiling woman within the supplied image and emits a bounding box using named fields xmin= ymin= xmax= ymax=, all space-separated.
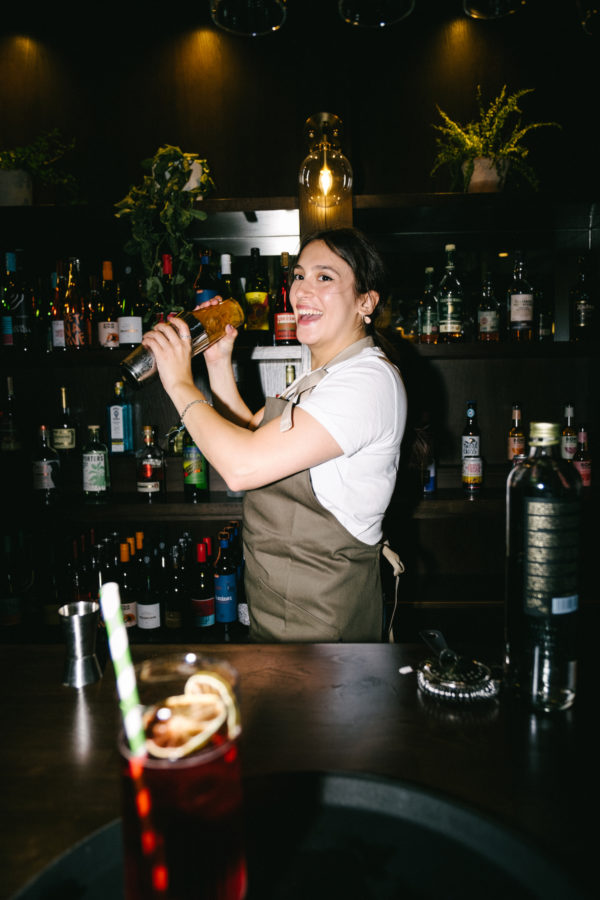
xmin=141 ymin=227 xmax=407 ymax=643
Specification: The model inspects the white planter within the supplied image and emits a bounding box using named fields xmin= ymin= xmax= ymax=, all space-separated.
xmin=0 ymin=169 xmax=33 ymax=205
xmin=463 ymin=157 xmax=508 ymax=193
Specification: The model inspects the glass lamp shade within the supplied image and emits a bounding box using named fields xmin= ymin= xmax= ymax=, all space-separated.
xmin=210 ymin=0 xmax=287 ymax=36
xmin=463 ymin=1 xmax=522 ymax=19
xmin=299 ymin=145 xmax=353 ymax=209
xmin=338 ymin=0 xmax=415 ymax=27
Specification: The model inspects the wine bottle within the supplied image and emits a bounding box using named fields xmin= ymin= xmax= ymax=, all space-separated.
xmin=52 ymin=386 xmax=77 ymax=457
xmin=507 ymin=402 xmax=526 ymax=463
xmin=164 ymin=543 xmax=189 ymax=634
xmin=136 ymin=425 xmax=165 ymax=501
xmin=6 ymin=250 xmax=34 ymax=352
xmin=136 ymin=549 xmax=162 ymax=639
xmin=82 ymin=424 xmax=110 ymax=502
xmin=121 ymin=298 xmax=244 ymax=387
xmin=477 ymin=272 xmax=500 ymax=342
xmin=505 ymin=421 xmax=581 ymax=712
xmin=50 ymin=262 xmax=67 ymax=351
xmin=97 ymin=260 xmax=120 ymax=349
xmin=461 ymin=400 xmax=482 ymax=496
xmin=437 ymin=243 xmax=463 ymax=342
xmin=573 ymin=424 xmax=592 ymax=487
xmin=194 ymin=248 xmax=220 ymax=305
xmin=118 ymin=541 xmax=138 ymax=630
xmin=106 ymin=380 xmax=134 ymax=454
xmin=182 ymin=427 xmax=208 ymax=501
xmin=417 ymin=266 xmax=438 ymax=344
xmin=569 ymin=254 xmax=595 ymax=341
xmin=117 ymin=269 xmax=144 ymax=348
xmin=191 ymin=541 xmax=216 ymax=633
xmin=63 ymin=258 xmax=90 ymax=350
xmin=244 ymin=247 xmax=271 ymax=341
xmin=1 ymin=253 xmax=15 ymax=352
xmin=214 ymin=530 xmax=237 ymax=642
xmin=32 ymin=424 xmax=60 ymax=505
xmin=560 ymin=404 xmax=577 ymax=461
xmin=0 ymin=375 xmax=22 ymax=453
xmin=273 ymin=251 xmax=297 ymax=345
xmin=507 ymin=251 xmax=534 ymax=342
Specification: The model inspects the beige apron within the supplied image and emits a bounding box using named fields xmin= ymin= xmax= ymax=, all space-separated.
xmin=242 ymin=337 xmax=384 ymax=643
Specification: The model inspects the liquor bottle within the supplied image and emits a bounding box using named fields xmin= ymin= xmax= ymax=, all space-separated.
xmin=0 ymin=375 xmax=22 ymax=453
xmin=52 ymin=386 xmax=77 ymax=457
xmin=5 ymin=250 xmax=34 ymax=351
xmin=507 ymin=403 xmax=526 ymax=463
xmin=507 ymin=251 xmax=534 ymax=342
xmin=50 ymin=262 xmax=67 ymax=352
xmin=182 ymin=428 xmax=208 ymax=501
xmin=136 ymin=425 xmax=166 ymax=501
xmin=117 ymin=269 xmax=144 ymax=348
xmin=118 ymin=541 xmax=138 ymax=630
xmin=121 ymin=298 xmax=245 ymax=387
xmin=535 ymin=288 xmax=554 ymax=342
xmin=214 ymin=530 xmax=237 ymax=641
xmin=164 ymin=543 xmax=189 ymax=634
xmin=477 ymin=272 xmax=501 ymax=342
xmin=63 ymin=258 xmax=90 ymax=349
xmin=82 ymin=425 xmax=110 ymax=502
xmin=560 ymin=404 xmax=577 ymax=461
xmin=417 ymin=266 xmax=438 ymax=345
xmin=573 ymin=425 xmax=592 ymax=487
xmin=273 ymin=251 xmax=297 ymax=345
xmin=569 ymin=254 xmax=595 ymax=341
xmin=1 ymin=253 xmax=15 ymax=352
xmin=244 ymin=247 xmax=271 ymax=341
xmin=218 ymin=253 xmax=242 ymax=306
xmin=461 ymin=400 xmax=482 ymax=496
xmin=194 ymin=248 xmax=220 ymax=306
xmin=505 ymin=421 xmax=581 ymax=712
xmin=436 ymin=243 xmax=463 ymax=342
xmin=191 ymin=541 xmax=216 ymax=633
xmin=96 ymin=260 xmax=120 ymax=349
xmin=228 ymin=520 xmax=249 ymax=639
xmin=32 ymin=424 xmax=60 ymax=504
xmin=106 ymin=380 xmax=134 ymax=454
xmin=137 ymin=550 xmax=162 ymax=639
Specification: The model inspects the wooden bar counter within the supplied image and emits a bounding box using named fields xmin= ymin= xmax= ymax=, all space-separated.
xmin=1 ymin=640 xmax=595 ymax=899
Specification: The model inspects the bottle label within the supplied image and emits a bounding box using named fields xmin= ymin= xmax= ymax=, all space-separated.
xmin=192 ymin=595 xmax=215 ymax=627
xmin=65 ymin=313 xmax=88 ymax=348
xmin=98 ymin=321 xmax=120 ymax=348
xmin=137 ymin=480 xmax=161 ymax=493
xmin=462 ymin=435 xmax=480 ymax=457
xmin=138 ymin=602 xmax=161 ymax=630
xmin=438 ymin=297 xmax=462 ymax=334
xmin=274 ymin=313 xmax=297 ymax=342
xmin=561 ymin=435 xmax=577 ymax=459
xmin=183 ymin=445 xmax=208 ymax=488
xmin=573 ymin=459 xmax=592 ymax=487
xmin=418 ymin=309 xmax=438 ymax=336
xmin=121 ymin=601 xmax=137 ymax=627
xmin=522 ymin=497 xmax=580 ymax=615
xmin=245 ymin=291 xmax=270 ymax=330
xmin=462 ymin=457 xmax=482 ymax=487
xmin=478 ymin=310 xmax=499 ymax=333
xmin=1 ymin=315 xmax=14 ymax=347
xmin=109 ymin=406 xmax=128 ymax=452
xmin=83 ymin=452 xmax=108 ymax=491
xmin=508 ymin=436 xmax=526 ymax=459
xmin=510 ymin=293 xmax=534 ymax=325
xmin=165 ymin=608 xmax=183 ymax=629
xmin=215 ymin=573 xmax=237 ymax=622
xmin=51 ymin=320 xmax=66 ymax=348
xmin=33 ymin=459 xmax=60 ymax=490
xmin=118 ymin=316 xmax=143 ymax=344
xmin=52 ymin=428 xmax=76 ymax=450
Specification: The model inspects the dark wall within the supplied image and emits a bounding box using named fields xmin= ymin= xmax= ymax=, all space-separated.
xmin=1 ymin=1 xmax=597 ymax=207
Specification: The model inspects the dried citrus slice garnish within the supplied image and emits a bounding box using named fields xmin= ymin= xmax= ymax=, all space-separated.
xmin=144 ymin=693 xmax=227 ymax=760
xmin=184 ymin=671 xmax=241 ymax=740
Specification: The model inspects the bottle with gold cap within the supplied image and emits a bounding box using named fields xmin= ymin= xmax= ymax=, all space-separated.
xmin=505 ymin=421 xmax=582 ymax=712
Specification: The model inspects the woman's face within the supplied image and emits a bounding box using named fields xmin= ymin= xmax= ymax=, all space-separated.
xmin=290 ymin=239 xmax=366 ymax=359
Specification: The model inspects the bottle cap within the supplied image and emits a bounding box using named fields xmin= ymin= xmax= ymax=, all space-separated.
xmin=529 ymin=422 xmax=560 ymax=445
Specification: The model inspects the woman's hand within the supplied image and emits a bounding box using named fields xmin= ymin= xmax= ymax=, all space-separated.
xmin=194 ymin=297 xmax=239 ymax=366
xmin=141 ymin=316 xmax=195 ymax=397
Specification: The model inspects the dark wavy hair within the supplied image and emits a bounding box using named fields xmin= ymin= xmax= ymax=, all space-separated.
xmin=295 ymin=227 xmax=388 ymax=325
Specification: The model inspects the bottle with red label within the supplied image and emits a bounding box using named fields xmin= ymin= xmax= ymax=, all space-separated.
xmin=191 ymin=541 xmax=216 ymax=633
xmin=573 ymin=425 xmax=592 ymax=488
xmin=136 ymin=425 xmax=165 ymax=502
xmin=273 ymin=251 xmax=297 ymax=345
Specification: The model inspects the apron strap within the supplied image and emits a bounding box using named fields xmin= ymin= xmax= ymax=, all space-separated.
xmin=279 ymin=336 xmax=375 ymax=433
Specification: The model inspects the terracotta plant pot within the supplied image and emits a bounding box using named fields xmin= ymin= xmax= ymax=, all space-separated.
xmin=462 ymin=157 xmax=508 ymax=193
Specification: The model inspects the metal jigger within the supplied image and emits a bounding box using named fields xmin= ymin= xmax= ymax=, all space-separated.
xmin=58 ymin=601 xmax=103 ymax=688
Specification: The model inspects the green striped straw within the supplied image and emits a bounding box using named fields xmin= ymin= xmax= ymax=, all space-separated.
xmin=99 ymin=581 xmax=146 ymax=757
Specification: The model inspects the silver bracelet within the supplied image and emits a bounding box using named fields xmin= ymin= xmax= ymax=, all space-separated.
xmin=179 ymin=398 xmax=212 ymax=423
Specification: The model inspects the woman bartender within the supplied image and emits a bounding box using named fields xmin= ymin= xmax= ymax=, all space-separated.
xmin=142 ymin=227 xmax=407 ymax=642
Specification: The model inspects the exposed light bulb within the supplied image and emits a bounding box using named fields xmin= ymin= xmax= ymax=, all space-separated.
xmin=299 ymin=140 xmax=353 ymax=209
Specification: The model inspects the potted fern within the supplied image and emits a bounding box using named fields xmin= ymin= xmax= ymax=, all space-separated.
xmin=0 ymin=129 xmax=77 ymax=205
xmin=430 ymin=85 xmax=561 ymax=192
xmin=115 ymin=144 xmax=216 ymax=321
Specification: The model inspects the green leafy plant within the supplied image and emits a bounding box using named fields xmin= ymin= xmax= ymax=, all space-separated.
xmin=430 ymin=85 xmax=561 ymax=191
xmin=115 ymin=145 xmax=216 ymax=320
xmin=0 ymin=128 xmax=78 ymax=194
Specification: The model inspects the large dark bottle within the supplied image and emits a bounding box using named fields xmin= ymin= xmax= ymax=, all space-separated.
xmin=52 ymin=386 xmax=77 ymax=457
xmin=106 ymin=380 xmax=134 ymax=455
xmin=436 ymin=243 xmax=463 ymax=342
xmin=214 ymin=530 xmax=237 ymax=642
xmin=0 ymin=375 xmax=22 ymax=454
xmin=194 ymin=248 xmax=221 ymax=305
xmin=507 ymin=251 xmax=534 ymax=342
xmin=569 ymin=254 xmax=596 ymax=341
xmin=136 ymin=426 xmax=165 ymax=502
xmin=505 ymin=421 xmax=582 ymax=712
xmin=32 ymin=425 xmax=60 ymax=505
xmin=118 ymin=541 xmax=138 ymax=631
xmin=5 ymin=250 xmax=34 ymax=351
xmin=63 ymin=258 xmax=90 ymax=350
xmin=137 ymin=549 xmax=163 ymax=640
xmin=182 ymin=428 xmax=208 ymax=501
xmin=244 ymin=247 xmax=271 ymax=342
xmin=273 ymin=251 xmax=297 ymax=346
xmin=191 ymin=541 xmax=216 ymax=634
xmin=164 ymin=543 xmax=189 ymax=635
xmin=82 ymin=424 xmax=110 ymax=503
